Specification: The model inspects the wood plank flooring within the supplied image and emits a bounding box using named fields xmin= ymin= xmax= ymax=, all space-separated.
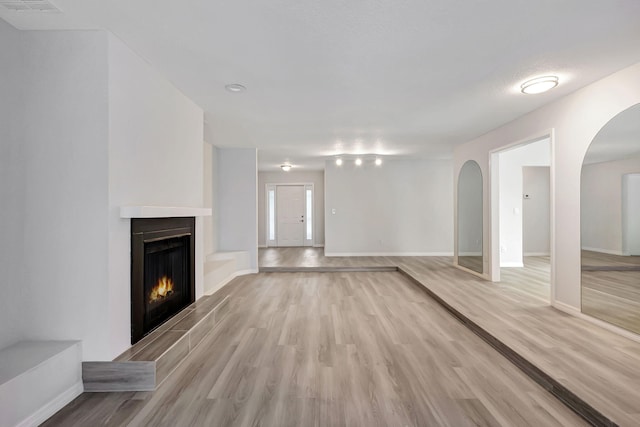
xmin=259 ymin=248 xmax=640 ymax=426
xmin=44 ymin=272 xmax=585 ymax=427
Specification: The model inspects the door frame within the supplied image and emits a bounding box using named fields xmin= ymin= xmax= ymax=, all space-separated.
xmin=265 ymin=183 xmax=314 ymax=247
xmin=488 ymin=129 xmax=555 ymax=304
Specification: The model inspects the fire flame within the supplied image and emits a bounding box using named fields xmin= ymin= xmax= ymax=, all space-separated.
xmin=149 ymin=276 xmax=174 ymax=303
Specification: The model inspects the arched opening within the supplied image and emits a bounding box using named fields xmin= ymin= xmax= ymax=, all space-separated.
xmin=581 ymin=103 xmax=640 ymax=334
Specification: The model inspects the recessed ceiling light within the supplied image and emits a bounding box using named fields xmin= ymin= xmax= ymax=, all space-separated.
xmin=355 ymin=158 xmax=362 ymax=166
xmin=335 ymin=158 xmax=343 ymax=166
xmin=281 ymin=164 xmax=291 ymax=172
xmin=225 ymin=83 xmax=246 ymax=93
xmin=375 ymin=158 xmax=382 ymax=166
xmin=520 ymin=76 xmax=559 ymax=94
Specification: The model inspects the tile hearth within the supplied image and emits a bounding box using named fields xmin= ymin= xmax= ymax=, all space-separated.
xmin=82 ymin=292 xmax=229 ymax=392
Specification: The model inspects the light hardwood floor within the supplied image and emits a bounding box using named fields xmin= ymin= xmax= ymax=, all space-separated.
xmin=44 ymin=272 xmax=585 ymax=427
xmin=258 ymin=248 xmax=640 ymax=426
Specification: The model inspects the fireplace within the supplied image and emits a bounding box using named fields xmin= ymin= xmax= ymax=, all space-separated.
xmin=130 ymin=217 xmax=195 ymax=344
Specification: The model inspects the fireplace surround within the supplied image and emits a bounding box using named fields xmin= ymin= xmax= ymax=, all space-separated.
xmin=130 ymin=217 xmax=195 ymax=344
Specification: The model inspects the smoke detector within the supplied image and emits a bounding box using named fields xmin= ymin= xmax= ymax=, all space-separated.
xmin=0 ymin=0 xmax=61 ymax=12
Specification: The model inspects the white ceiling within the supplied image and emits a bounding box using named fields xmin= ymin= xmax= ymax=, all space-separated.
xmin=3 ymin=1 xmax=640 ymax=171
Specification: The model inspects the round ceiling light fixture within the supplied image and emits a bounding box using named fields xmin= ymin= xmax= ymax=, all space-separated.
xmin=281 ymin=164 xmax=292 ymax=172
xmin=520 ymin=76 xmax=559 ymax=94
xmin=225 ymin=83 xmax=246 ymax=93
xmin=375 ymin=157 xmax=382 ymax=166
xmin=355 ymin=158 xmax=362 ymax=166
xmin=335 ymin=158 xmax=343 ymax=166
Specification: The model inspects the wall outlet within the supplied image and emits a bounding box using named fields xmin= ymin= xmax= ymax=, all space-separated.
xmin=500 ymin=245 xmax=506 ymax=253
xmin=331 ymin=208 xmax=336 ymax=215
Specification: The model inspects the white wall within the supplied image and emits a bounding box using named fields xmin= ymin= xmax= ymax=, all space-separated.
xmin=581 ymin=156 xmax=640 ymax=254
xmin=325 ymin=159 xmax=453 ymax=255
xmin=454 ymin=62 xmax=640 ymax=309
xmin=258 ymin=170 xmax=325 ymax=247
xmin=19 ymin=30 xmax=111 ymax=360
xmin=0 ymin=19 xmax=26 ymax=349
xmin=218 ymin=148 xmax=258 ymax=270
xmin=107 ymin=34 xmax=204 ymax=360
xmin=523 ymin=166 xmax=550 ymax=255
xmin=498 ymin=139 xmax=550 ymax=266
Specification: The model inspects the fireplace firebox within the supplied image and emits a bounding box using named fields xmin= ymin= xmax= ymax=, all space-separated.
xmin=131 ymin=217 xmax=195 ymax=344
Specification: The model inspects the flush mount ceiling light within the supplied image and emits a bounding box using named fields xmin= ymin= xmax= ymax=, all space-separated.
xmin=520 ymin=76 xmax=559 ymax=94
xmin=225 ymin=83 xmax=246 ymax=93
xmin=355 ymin=158 xmax=362 ymax=166
xmin=375 ymin=157 xmax=382 ymax=166
xmin=335 ymin=158 xmax=343 ymax=166
xmin=281 ymin=164 xmax=292 ymax=172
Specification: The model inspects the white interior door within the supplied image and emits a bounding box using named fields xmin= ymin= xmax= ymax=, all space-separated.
xmin=277 ymin=185 xmax=305 ymax=246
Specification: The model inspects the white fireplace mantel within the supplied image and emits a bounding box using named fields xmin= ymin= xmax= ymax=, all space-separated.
xmin=120 ymin=206 xmax=212 ymax=218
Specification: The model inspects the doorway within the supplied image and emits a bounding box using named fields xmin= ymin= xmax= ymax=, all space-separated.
xmin=266 ymin=183 xmax=314 ymax=247
xmin=490 ymin=136 xmax=552 ymax=302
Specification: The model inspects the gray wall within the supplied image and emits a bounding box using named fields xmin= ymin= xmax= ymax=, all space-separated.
xmin=218 ymin=148 xmax=258 ymax=269
xmin=523 ymin=166 xmax=550 ymax=255
xmin=325 ymin=159 xmax=453 ymax=255
xmin=0 ymin=19 xmax=26 ymax=349
xmin=258 ymin=170 xmax=324 ymax=247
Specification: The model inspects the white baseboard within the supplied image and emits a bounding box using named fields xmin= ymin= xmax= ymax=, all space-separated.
xmin=313 ymin=244 xmax=325 ymax=248
xmin=523 ymin=252 xmax=550 ymax=256
xmin=581 ymin=246 xmax=624 ymax=256
xmin=500 ymin=262 xmax=524 ymax=268
xmin=324 ymin=252 xmax=453 ymax=257
xmin=552 ymin=301 xmax=640 ymax=344
xmin=458 ymin=252 xmax=482 ymax=256
xmin=258 ymin=245 xmax=267 ymax=248
xmin=16 ymin=381 xmax=83 ymax=427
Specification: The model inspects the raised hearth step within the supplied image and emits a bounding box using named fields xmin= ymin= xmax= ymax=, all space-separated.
xmin=82 ymin=293 xmax=230 ymax=392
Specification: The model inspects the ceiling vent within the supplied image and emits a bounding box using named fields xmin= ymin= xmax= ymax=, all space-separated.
xmin=0 ymin=0 xmax=61 ymax=12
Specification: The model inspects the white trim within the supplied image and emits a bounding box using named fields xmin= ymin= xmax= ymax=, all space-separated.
xmin=581 ymin=246 xmax=625 ymax=256
xmin=312 ymin=244 xmax=325 ymax=248
xmin=523 ymin=252 xmax=550 ymax=256
xmin=488 ymin=129 xmax=554 ymax=303
xmin=458 ymin=251 xmax=482 ymax=256
xmin=324 ymin=252 xmax=453 ymax=257
xmin=500 ymin=262 xmax=524 ymax=268
xmin=15 ymin=381 xmax=83 ymax=427
xmin=120 ymin=206 xmax=211 ymax=218
xmin=552 ymin=301 xmax=640 ymax=344
xmin=258 ymin=245 xmax=267 ymax=248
